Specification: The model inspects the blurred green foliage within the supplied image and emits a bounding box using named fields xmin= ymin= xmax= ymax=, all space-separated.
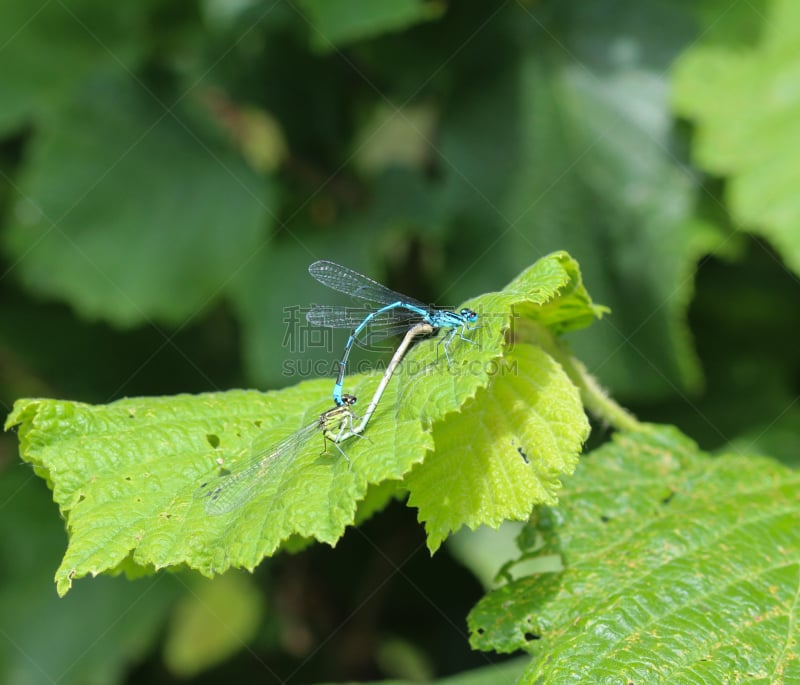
xmin=1 ymin=0 xmax=798 ymax=683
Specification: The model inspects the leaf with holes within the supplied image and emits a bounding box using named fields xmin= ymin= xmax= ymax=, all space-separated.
xmin=5 ymin=252 xmax=604 ymax=594
xmin=468 ymin=425 xmax=800 ymax=683
xmin=406 ymin=344 xmax=589 ymax=552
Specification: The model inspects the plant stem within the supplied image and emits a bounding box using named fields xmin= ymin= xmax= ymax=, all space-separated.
xmin=561 ymin=354 xmax=642 ymax=433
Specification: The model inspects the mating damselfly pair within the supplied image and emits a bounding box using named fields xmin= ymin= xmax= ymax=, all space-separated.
xmin=196 ymin=261 xmax=479 ymax=514
xmin=306 ymin=260 xmax=479 ymax=406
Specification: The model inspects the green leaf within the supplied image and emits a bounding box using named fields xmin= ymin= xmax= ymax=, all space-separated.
xmin=406 ymin=345 xmax=589 ymax=552
xmin=7 ymin=384 xmax=396 ymax=595
xmin=296 ymin=0 xmax=442 ymax=51
xmin=692 ymin=0 xmax=769 ymax=48
xmin=672 ymin=0 xmax=800 ymax=274
xmin=3 ymin=72 xmax=273 ymax=326
xmin=5 ymin=252 xmax=602 ymax=594
xmin=468 ymin=425 xmax=800 ymax=683
xmin=397 ymin=251 xmax=606 ymax=424
xmin=0 ymin=0 xmax=146 ymax=134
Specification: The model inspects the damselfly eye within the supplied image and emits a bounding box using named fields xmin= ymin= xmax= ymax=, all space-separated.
xmin=461 ymin=308 xmax=478 ymax=322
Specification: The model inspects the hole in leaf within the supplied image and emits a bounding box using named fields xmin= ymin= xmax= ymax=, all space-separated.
xmin=600 ymin=515 xmax=611 ymax=523
xmin=254 ymin=420 xmax=263 ymax=429
xmin=523 ymin=631 xmax=540 ymax=641
xmin=206 ymin=433 xmax=220 ymax=449
xmin=511 ymin=440 xmax=529 ymax=463
xmin=661 ymin=490 xmax=675 ymax=505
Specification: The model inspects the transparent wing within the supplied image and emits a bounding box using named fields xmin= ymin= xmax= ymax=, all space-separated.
xmin=308 ymin=260 xmax=426 ymax=309
xmin=195 ymin=421 xmax=319 ymax=515
xmin=195 ymin=406 xmax=355 ymax=515
xmin=306 ymin=305 xmax=427 ymax=345
xmin=305 ymin=305 xmax=378 ymax=329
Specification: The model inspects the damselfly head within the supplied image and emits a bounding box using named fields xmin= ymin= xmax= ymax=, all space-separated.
xmin=340 ymin=393 xmax=357 ymax=407
xmin=460 ymin=308 xmax=478 ymax=323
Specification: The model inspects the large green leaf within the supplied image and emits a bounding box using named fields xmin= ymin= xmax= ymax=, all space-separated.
xmin=672 ymin=0 xmax=800 ymax=275
xmin=8 ymin=384 xmax=380 ymax=595
xmin=3 ymin=72 xmax=273 ymax=326
xmin=406 ymin=345 xmax=588 ymax=552
xmin=469 ymin=425 xmax=800 ymax=683
xmin=4 ymin=253 xmax=602 ymax=594
xmin=0 ymin=0 xmax=147 ymax=134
